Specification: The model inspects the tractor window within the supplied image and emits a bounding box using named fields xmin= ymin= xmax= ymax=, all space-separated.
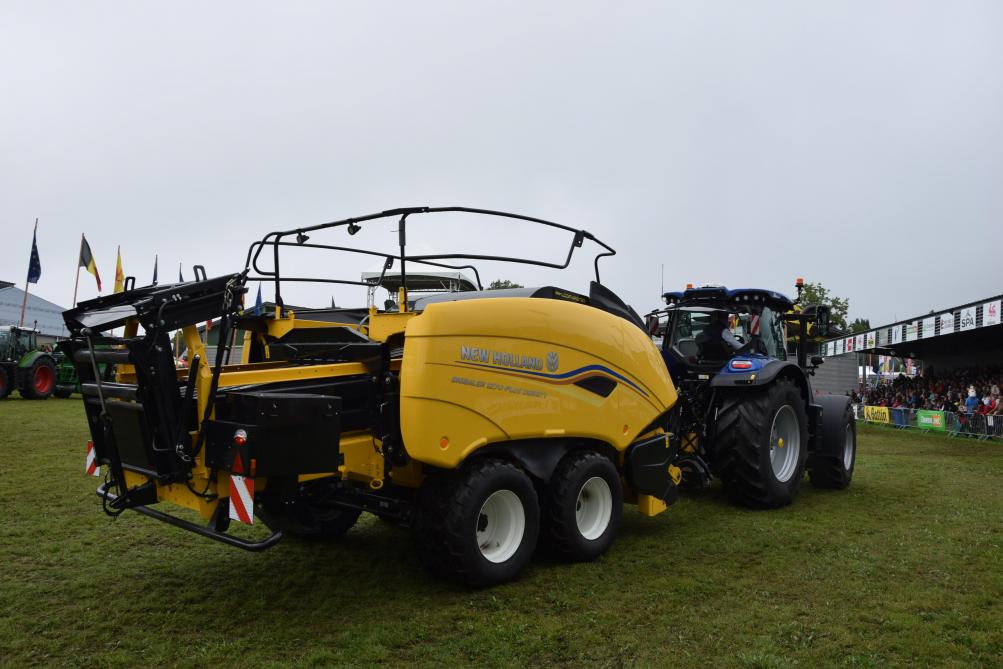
xmin=759 ymin=307 xmax=787 ymax=360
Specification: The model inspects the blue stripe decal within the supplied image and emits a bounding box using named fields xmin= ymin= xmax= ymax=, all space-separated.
xmin=454 ymin=360 xmax=649 ymax=398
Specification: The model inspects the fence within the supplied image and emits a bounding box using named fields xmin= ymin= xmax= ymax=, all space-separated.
xmin=852 ymin=404 xmax=1003 ymax=440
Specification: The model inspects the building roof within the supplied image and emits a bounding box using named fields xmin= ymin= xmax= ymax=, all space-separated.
xmin=0 ymin=283 xmax=70 ymax=338
xmin=823 ymin=292 xmax=1003 ymax=360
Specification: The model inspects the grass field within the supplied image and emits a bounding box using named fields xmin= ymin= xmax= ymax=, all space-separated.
xmin=1 ymin=397 xmax=1001 ymax=668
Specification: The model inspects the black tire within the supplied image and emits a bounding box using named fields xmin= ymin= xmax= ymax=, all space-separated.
xmin=18 ymin=356 xmax=56 ymax=400
xmin=413 ymin=459 xmax=539 ymax=587
xmin=541 ymin=450 xmax=622 ymax=561
xmin=54 ymin=385 xmax=74 ymax=399
xmin=0 ymin=366 xmax=10 ymax=399
xmin=715 ymin=377 xmax=808 ymax=508
xmin=256 ymin=480 xmax=361 ymax=540
xmin=808 ymin=401 xmax=856 ymax=489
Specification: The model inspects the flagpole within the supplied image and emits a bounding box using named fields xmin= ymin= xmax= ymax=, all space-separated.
xmin=18 ymin=219 xmax=38 ymax=327
xmin=72 ymin=233 xmax=83 ymax=308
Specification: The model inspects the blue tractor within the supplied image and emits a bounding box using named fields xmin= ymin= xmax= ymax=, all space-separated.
xmin=645 ymin=280 xmax=855 ymax=508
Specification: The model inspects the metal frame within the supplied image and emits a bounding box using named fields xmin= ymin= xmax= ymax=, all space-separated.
xmin=244 ymin=206 xmax=616 ymax=309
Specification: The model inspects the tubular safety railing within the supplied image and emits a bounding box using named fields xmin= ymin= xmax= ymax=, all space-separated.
xmin=852 ymin=404 xmax=1003 ymax=440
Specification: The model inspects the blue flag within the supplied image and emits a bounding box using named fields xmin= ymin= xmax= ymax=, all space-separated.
xmin=252 ymin=283 xmax=263 ymax=315
xmin=26 ymin=221 xmax=41 ymax=284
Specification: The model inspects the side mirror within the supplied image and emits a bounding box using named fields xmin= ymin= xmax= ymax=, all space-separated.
xmin=811 ymin=355 xmax=825 ymax=367
xmin=814 ymin=305 xmax=831 ymax=337
xmin=645 ymin=314 xmax=659 ymax=335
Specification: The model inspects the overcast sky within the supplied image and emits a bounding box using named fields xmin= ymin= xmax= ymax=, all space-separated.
xmin=3 ymin=1 xmax=1001 ymax=326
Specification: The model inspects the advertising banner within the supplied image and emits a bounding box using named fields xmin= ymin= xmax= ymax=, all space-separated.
xmin=838 ymin=338 xmax=845 ymax=354
xmin=866 ymin=331 xmax=876 ymax=348
xmin=864 ymin=406 xmax=890 ymax=423
xmin=940 ymin=313 xmax=955 ymax=335
xmin=984 ymin=300 xmax=1001 ymax=327
xmin=916 ymin=409 xmax=946 ymax=432
xmin=892 ymin=326 xmax=902 ymax=345
xmin=959 ymin=306 xmax=977 ymax=331
xmin=922 ymin=316 xmax=936 ymax=339
xmin=846 ymin=337 xmax=854 ymax=352
xmin=856 ymin=334 xmax=865 ymax=350
xmin=906 ymin=322 xmax=918 ymax=341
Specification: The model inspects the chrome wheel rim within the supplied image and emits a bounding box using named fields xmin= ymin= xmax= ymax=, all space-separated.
xmin=769 ymin=405 xmax=801 ymax=483
xmin=476 ymin=490 xmax=525 ymax=563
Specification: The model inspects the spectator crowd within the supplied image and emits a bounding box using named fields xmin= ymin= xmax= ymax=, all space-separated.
xmin=854 ymin=365 xmax=1001 ymax=415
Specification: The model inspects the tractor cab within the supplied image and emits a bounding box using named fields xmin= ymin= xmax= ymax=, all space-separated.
xmin=649 ymin=287 xmax=794 ymax=380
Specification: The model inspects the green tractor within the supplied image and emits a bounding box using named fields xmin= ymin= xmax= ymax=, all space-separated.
xmin=0 ymin=325 xmax=57 ymax=400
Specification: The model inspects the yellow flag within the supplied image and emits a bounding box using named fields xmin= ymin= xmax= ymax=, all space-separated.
xmin=114 ymin=246 xmax=125 ymax=293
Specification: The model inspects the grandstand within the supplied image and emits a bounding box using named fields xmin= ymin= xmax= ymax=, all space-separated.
xmin=822 ymin=293 xmax=1002 ymax=370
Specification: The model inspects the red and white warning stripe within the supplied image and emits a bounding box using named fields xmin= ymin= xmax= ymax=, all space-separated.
xmin=85 ymin=440 xmax=101 ymax=477
xmin=228 ymin=474 xmax=254 ymax=525
xmin=750 ymin=314 xmax=761 ymax=335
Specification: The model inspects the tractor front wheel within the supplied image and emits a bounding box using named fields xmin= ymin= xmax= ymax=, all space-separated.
xmin=808 ymin=400 xmax=856 ymax=489
xmin=413 ymin=459 xmax=539 ymax=586
xmin=19 ymin=357 xmax=56 ymax=400
xmin=0 ymin=366 xmax=10 ymax=399
xmin=715 ymin=377 xmax=808 ymax=508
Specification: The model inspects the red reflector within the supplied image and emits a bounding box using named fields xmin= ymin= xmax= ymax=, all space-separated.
xmin=731 ymin=360 xmax=753 ymax=370
xmin=233 ymin=429 xmax=248 ymax=446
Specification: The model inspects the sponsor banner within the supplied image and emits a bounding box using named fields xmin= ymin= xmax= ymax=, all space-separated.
xmin=846 ymin=337 xmax=854 ymax=353
xmin=827 ymin=341 xmax=834 ymax=357
xmin=959 ymin=306 xmax=977 ymax=331
xmin=921 ymin=316 xmax=936 ymax=339
xmin=984 ymin=300 xmax=1001 ymax=327
xmin=906 ymin=322 xmax=918 ymax=342
xmin=864 ymin=406 xmax=890 ymax=423
xmin=838 ymin=338 xmax=845 ymax=354
xmin=917 ymin=409 xmax=946 ymax=432
xmin=866 ymin=331 xmax=876 ymax=349
xmin=891 ymin=326 xmax=902 ymax=345
xmin=855 ymin=334 xmax=865 ymax=350
xmin=940 ymin=313 xmax=955 ymax=335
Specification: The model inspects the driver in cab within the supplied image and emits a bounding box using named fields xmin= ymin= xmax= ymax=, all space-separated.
xmin=696 ymin=310 xmax=744 ymax=360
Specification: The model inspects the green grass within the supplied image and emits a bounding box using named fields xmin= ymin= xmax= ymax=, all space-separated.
xmin=1 ymin=397 xmax=1002 ymax=668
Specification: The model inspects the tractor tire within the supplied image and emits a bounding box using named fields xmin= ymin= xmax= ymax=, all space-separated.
xmin=413 ymin=459 xmax=539 ymax=587
xmin=541 ymin=450 xmax=622 ymax=562
xmin=257 ymin=480 xmax=361 ymax=541
xmin=0 ymin=366 xmax=10 ymax=399
xmin=808 ymin=401 xmax=856 ymax=490
xmin=19 ymin=356 xmax=56 ymax=400
xmin=54 ymin=385 xmax=74 ymax=399
xmin=715 ymin=377 xmax=808 ymax=508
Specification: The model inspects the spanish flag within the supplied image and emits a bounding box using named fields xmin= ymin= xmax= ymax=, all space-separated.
xmin=79 ymin=235 xmax=101 ymax=291
xmin=114 ymin=246 xmax=125 ymax=293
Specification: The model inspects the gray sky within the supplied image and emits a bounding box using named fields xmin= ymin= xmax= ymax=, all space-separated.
xmin=3 ymin=1 xmax=1002 ymax=326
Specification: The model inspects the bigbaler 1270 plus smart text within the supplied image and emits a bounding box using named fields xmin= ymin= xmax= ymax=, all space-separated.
xmin=61 ymin=207 xmax=685 ymax=585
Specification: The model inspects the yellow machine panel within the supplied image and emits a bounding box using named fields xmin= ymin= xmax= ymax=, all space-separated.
xmin=400 ymin=297 xmax=677 ymax=468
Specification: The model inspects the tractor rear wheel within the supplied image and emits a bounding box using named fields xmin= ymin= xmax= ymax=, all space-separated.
xmin=808 ymin=401 xmax=856 ymax=489
xmin=715 ymin=377 xmax=808 ymax=508
xmin=0 ymin=366 xmax=10 ymax=399
xmin=19 ymin=356 xmax=56 ymax=400
xmin=541 ymin=450 xmax=622 ymax=561
xmin=413 ymin=459 xmax=539 ymax=586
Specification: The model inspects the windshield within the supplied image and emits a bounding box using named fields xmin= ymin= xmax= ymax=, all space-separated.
xmin=667 ymin=306 xmax=786 ymax=361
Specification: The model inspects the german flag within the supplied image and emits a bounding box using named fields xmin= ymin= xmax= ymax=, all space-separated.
xmin=80 ymin=235 xmax=102 ymax=291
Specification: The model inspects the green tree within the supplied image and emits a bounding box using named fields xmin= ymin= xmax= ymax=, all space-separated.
xmin=800 ymin=282 xmax=850 ymax=330
xmin=488 ymin=279 xmax=523 ymax=290
xmin=850 ymin=318 xmax=870 ymax=333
